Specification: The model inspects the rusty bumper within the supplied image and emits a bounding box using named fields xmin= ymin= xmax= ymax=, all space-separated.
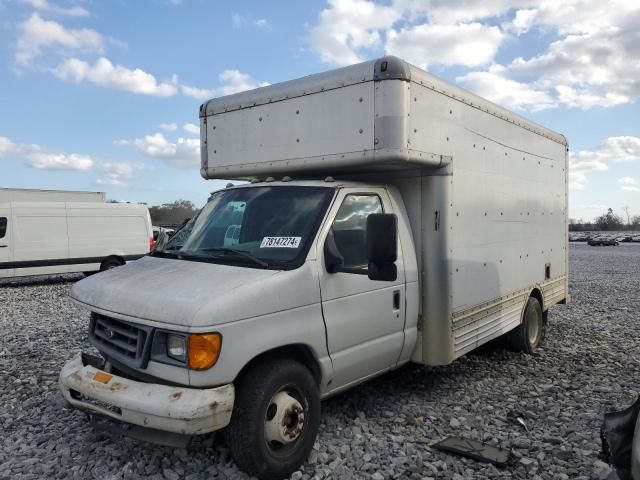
xmin=59 ymin=353 xmax=234 ymax=435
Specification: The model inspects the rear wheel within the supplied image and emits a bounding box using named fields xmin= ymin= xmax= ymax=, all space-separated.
xmin=225 ymin=359 xmax=320 ymax=480
xmin=100 ymin=257 xmax=124 ymax=271
xmin=509 ymin=297 xmax=545 ymax=354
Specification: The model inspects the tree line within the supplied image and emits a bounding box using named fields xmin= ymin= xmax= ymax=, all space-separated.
xmin=570 ymin=207 xmax=640 ymax=231
xmin=148 ymin=199 xmax=198 ymax=227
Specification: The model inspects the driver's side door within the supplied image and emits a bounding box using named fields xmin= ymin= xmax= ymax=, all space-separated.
xmin=318 ymin=188 xmax=406 ymax=392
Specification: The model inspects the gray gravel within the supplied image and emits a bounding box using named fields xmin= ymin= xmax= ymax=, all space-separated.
xmin=1 ymin=244 xmax=639 ymax=479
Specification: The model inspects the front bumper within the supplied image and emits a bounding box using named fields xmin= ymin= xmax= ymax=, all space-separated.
xmin=59 ymin=353 xmax=234 ymax=435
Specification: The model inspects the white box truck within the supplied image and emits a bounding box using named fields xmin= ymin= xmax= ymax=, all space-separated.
xmin=0 ymin=202 xmax=154 ymax=279
xmin=59 ymin=56 xmax=568 ymax=479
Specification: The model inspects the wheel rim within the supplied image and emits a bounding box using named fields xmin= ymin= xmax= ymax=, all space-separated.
xmin=264 ymin=389 xmax=305 ymax=451
xmin=527 ymin=307 xmax=541 ymax=346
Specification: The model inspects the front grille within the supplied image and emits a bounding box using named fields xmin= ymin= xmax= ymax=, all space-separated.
xmin=89 ymin=314 xmax=153 ymax=368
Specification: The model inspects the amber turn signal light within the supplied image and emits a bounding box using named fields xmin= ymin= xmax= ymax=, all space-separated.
xmin=187 ymin=333 xmax=222 ymax=370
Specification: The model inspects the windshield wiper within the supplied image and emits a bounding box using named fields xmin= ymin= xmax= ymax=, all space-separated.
xmin=199 ymin=247 xmax=270 ymax=268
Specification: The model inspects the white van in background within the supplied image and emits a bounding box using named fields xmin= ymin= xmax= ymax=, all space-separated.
xmin=0 ymin=202 xmax=153 ymax=279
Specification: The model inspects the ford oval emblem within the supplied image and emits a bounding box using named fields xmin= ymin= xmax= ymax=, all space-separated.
xmin=104 ymin=328 xmax=114 ymax=339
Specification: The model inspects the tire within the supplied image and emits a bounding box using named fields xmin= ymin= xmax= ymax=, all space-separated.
xmin=100 ymin=257 xmax=124 ymax=271
xmin=509 ymin=297 xmax=545 ymax=354
xmin=224 ymin=359 xmax=320 ymax=480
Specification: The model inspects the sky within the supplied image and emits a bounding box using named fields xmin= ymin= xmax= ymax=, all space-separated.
xmin=0 ymin=0 xmax=639 ymax=221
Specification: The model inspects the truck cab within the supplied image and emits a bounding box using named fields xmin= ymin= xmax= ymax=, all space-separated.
xmin=60 ymin=179 xmax=419 ymax=479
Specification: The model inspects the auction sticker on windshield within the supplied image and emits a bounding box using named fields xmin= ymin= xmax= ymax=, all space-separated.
xmin=260 ymin=237 xmax=302 ymax=248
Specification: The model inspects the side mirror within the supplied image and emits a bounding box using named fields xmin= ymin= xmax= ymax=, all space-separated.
xmin=367 ymin=213 xmax=397 ymax=281
xmin=324 ymin=228 xmax=344 ymax=273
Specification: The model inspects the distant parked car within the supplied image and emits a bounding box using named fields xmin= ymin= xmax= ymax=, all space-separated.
xmin=588 ymin=237 xmax=619 ymax=246
xmin=152 ymin=226 xmax=175 ymax=241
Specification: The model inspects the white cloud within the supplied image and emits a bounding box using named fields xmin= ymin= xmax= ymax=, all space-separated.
xmin=387 ymin=22 xmax=504 ymax=69
xmin=115 ymin=132 xmax=199 ymax=169
xmin=232 ymin=13 xmax=272 ymax=29
xmin=457 ymin=66 xmax=554 ymax=111
xmin=216 ymin=70 xmax=270 ymax=96
xmin=308 ymin=0 xmax=401 ymax=65
xmin=159 ymin=122 xmax=177 ymax=132
xmin=0 ymin=136 xmax=94 ymax=171
xmin=307 ymin=0 xmax=640 ymax=110
xmin=53 ymin=57 xmax=179 ymax=97
xmin=453 ymin=1 xmax=640 ymax=109
xmin=253 ymin=19 xmax=270 ymax=28
xmin=393 ymin=0 xmax=528 ymax=25
xmin=20 ymin=0 xmax=89 ymax=17
xmin=183 ymin=123 xmax=199 ymax=135
xmin=27 ymin=151 xmax=93 ymax=170
xmin=16 ymin=13 xmax=104 ymax=66
xmin=569 ymin=136 xmax=640 ymax=191
xmin=504 ymin=8 xmax=538 ymax=35
xmin=181 ymin=84 xmax=215 ymax=101
xmin=619 ymin=177 xmax=640 ymax=192
xmin=506 ymin=27 xmax=640 ymax=109
xmin=97 ymin=161 xmax=134 ymax=186
xmin=182 ymin=70 xmax=269 ymax=100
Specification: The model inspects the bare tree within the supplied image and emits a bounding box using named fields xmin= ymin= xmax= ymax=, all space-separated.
xmin=622 ymin=206 xmax=631 ymax=226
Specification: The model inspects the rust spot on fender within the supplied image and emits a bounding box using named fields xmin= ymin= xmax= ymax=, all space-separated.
xmin=170 ymin=391 xmax=183 ymax=401
xmin=209 ymin=401 xmax=219 ymax=411
xmin=109 ymin=382 xmax=126 ymax=392
xmin=70 ymin=372 xmax=82 ymax=382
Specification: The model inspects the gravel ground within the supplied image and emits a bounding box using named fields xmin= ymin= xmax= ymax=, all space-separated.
xmin=1 ymin=243 xmax=639 ymax=480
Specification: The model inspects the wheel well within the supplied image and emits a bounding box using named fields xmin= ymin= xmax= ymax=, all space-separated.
xmin=529 ymin=287 xmax=544 ymax=311
xmin=101 ymin=255 xmax=124 ymax=268
xmin=235 ymin=344 xmax=323 ymax=386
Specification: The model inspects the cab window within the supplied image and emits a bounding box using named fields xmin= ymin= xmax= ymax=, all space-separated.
xmin=0 ymin=217 xmax=7 ymax=239
xmin=331 ymin=194 xmax=383 ymax=269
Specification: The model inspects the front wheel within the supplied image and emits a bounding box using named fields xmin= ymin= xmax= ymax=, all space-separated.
xmin=100 ymin=257 xmax=124 ymax=271
xmin=509 ymin=297 xmax=545 ymax=354
xmin=225 ymin=359 xmax=320 ymax=480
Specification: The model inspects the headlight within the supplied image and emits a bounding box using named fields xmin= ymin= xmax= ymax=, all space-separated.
xmin=167 ymin=334 xmax=187 ymax=362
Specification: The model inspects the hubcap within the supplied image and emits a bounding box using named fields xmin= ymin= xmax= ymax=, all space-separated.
xmin=527 ymin=309 xmax=541 ymax=346
xmin=264 ymin=391 xmax=305 ymax=445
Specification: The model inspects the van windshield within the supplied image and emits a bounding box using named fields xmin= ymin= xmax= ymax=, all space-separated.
xmin=158 ymin=186 xmax=334 ymax=269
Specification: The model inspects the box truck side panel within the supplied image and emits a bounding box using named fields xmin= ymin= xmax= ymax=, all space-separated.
xmin=407 ymin=78 xmax=568 ymax=363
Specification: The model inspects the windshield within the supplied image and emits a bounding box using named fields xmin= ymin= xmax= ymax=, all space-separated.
xmin=158 ymin=186 xmax=334 ymax=269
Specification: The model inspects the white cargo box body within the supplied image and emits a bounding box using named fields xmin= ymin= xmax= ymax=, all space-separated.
xmin=200 ymin=57 xmax=568 ymax=365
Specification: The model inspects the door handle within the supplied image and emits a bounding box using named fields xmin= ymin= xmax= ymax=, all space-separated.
xmin=0 ymin=245 xmax=7 ymax=248
xmin=393 ymin=290 xmax=400 ymax=310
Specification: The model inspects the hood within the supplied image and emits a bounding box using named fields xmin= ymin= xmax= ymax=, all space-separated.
xmin=70 ymin=256 xmax=320 ymax=328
